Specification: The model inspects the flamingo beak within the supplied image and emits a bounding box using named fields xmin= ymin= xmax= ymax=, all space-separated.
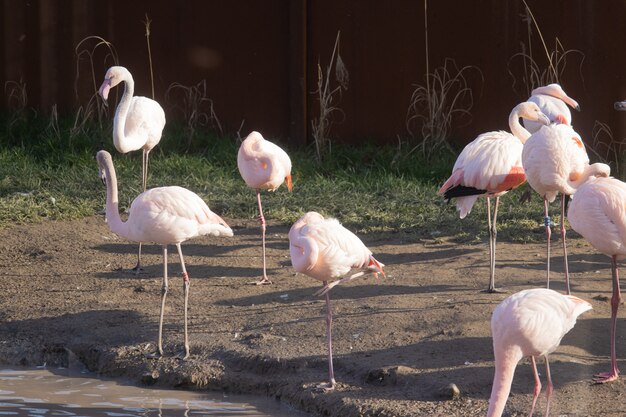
xmin=538 ymin=113 xmax=551 ymax=126
xmin=563 ymin=96 xmax=580 ymax=111
xmin=285 ymin=175 xmax=293 ymax=192
xmin=368 ymin=257 xmax=386 ymax=278
xmin=98 ymin=79 xmax=112 ymax=102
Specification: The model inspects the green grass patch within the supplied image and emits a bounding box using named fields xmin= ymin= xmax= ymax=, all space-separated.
xmin=0 ymin=113 xmax=551 ymax=242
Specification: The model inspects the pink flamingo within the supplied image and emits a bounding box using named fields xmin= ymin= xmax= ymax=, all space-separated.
xmin=288 ymin=212 xmax=385 ymax=391
xmin=99 ymin=66 xmax=166 ymax=273
xmin=568 ymin=176 xmax=626 ymax=383
xmin=523 ymin=83 xmax=580 ymax=134
xmin=438 ymin=102 xmax=550 ymax=292
xmin=238 ymin=131 xmax=293 ymax=285
xmin=522 ymin=124 xmax=610 ymax=294
xmin=487 ymin=288 xmax=592 ymax=417
xmin=96 ymin=150 xmax=233 ymax=360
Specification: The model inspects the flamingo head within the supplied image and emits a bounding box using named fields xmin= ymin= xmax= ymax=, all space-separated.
xmin=368 ymin=256 xmax=386 ymax=278
xmin=615 ymin=101 xmax=626 ymax=111
xmin=98 ymin=66 xmax=132 ymax=101
xmin=532 ymin=83 xmax=580 ymax=111
xmin=96 ymin=150 xmax=112 ymax=186
xmin=519 ymin=102 xmax=550 ymax=126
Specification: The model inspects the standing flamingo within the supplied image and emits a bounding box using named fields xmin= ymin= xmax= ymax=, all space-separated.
xmin=96 ymin=150 xmax=233 ymax=360
xmin=523 ymin=83 xmax=580 ymax=134
xmin=568 ymin=176 xmax=626 ymax=383
xmin=487 ymin=288 xmax=592 ymax=417
xmin=522 ymin=124 xmax=610 ymax=293
xmin=288 ymin=212 xmax=385 ymax=391
xmin=438 ymin=102 xmax=550 ymax=293
xmin=238 ymin=131 xmax=293 ymax=285
xmin=99 ymin=66 xmax=166 ymax=273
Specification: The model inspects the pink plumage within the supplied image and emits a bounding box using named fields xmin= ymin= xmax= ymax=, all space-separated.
xmin=289 ymin=211 xmax=384 ymax=391
xmin=237 ymin=131 xmax=293 ymax=285
xmin=522 ymin=124 xmax=610 ymax=293
xmin=439 ymin=101 xmax=550 ymax=292
xmin=523 ymin=83 xmax=580 ymax=134
xmin=487 ymin=288 xmax=591 ymax=417
xmin=97 ymin=150 xmax=232 ymax=360
xmin=568 ymin=176 xmax=626 ymax=383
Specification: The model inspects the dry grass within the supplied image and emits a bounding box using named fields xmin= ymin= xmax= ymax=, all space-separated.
xmin=588 ymin=121 xmax=626 ymax=178
xmin=311 ymin=31 xmax=349 ymax=163
xmin=165 ymin=80 xmax=223 ymax=152
xmin=143 ymin=14 xmax=155 ymax=100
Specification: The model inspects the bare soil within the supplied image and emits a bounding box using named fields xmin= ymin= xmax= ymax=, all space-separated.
xmin=1 ymin=216 xmax=625 ymax=416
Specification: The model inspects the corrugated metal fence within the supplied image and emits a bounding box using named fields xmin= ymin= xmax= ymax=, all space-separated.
xmin=2 ymin=0 xmax=626 ymax=150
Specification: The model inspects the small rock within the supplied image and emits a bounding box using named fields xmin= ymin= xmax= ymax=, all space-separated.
xmin=439 ymin=383 xmax=461 ymax=400
xmin=594 ymin=295 xmax=609 ymax=302
xmin=141 ymin=371 xmax=159 ymax=385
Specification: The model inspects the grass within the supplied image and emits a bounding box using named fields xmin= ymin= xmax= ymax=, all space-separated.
xmin=0 ymin=113 xmax=551 ymax=243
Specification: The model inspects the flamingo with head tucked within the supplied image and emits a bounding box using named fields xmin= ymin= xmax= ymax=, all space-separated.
xmin=99 ymin=66 xmax=166 ymax=273
xmin=522 ymin=124 xmax=610 ymax=293
xmin=523 ymin=83 xmax=580 ymax=134
xmin=568 ymin=176 xmax=626 ymax=383
xmin=439 ymin=102 xmax=550 ymax=292
xmin=238 ymin=131 xmax=293 ymax=285
xmin=288 ymin=211 xmax=384 ymax=391
xmin=487 ymin=288 xmax=592 ymax=417
xmin=96 ymin=150 xmax=233 ymax=360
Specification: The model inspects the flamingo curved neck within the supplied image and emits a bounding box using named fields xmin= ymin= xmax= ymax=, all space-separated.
xmin=486 ymin=349 xmax=522 ymax=417
xmin=102 ymin=158 xmax=128 ymax=238
xmin=509 ymin=111 xmax=532 ymax=144
xmin=112 ymin=76 xmax=144 ymax=154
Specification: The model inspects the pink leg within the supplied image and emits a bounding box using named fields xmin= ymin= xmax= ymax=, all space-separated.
xmin=176 ymin=243 xmax=190 ymax=360
xmin=544 ymin=357 xmax=553 ymax=417
xmin=250 ymin=190 xmax=272 ymax=285
xmin=544 ymin=198 xmax=551 ymax=289
xmin=132 ymin=150 xmax=150 ymax=275
xmin=147 ymin=245 xmax=168 ymax=359
xmin=317 ymin=280 xmax=336 ymax=391
xmin=529 ymin=356 xmax=541 ymax=417
xmin=560 ymin=195 xmax=571 ymax=294
xmin=132 ymin=242 xmax=144 ymax=275
xmin=484 ymin=197 xmax=504 ymax=293
xmin=594 ymin=255 xmax=621 ymax=383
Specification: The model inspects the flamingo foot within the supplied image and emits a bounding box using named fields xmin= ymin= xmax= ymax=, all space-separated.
xmin=482 ymin=287 xmax=507 ymax=294
xmin=314 ymin=381 xmax=336 ymax=392
xmin=145 ymin=350 xmax=162 ymax=360
xmin=176 ymin=349 xmax=190 ymax=361
xmin=131 ymin=266 xmax=145 ymax=275
xmin=593 ymin=371 xmax=619 ymax=384
xmin=249 ymin=277 xmax=272 ymax=286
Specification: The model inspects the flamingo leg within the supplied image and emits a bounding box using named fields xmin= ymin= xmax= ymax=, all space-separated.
xmin=176 ymin=243 xmax=190 ymax=360
xmin=147 ymin=245 xmax=168 ymax=359
xmin=250 ymin=190 xmax=272 ymax=285
xmin=560 ymin=194 xmax=571 ymax=295
xmin=131 ymin=243 xmax=144 ymax=275
xmin=544 ymin=356 xmax=553 ymax=417
xmin=317 ymin=280 xmax=336 ymax=391
xmin=594 ymin=255 xmax=621 ymax=383
xmin=544 ymin=198 xmax=552 ymax=289
xmin=529 ymin=356 xmax=542 ymax=417
xmin=484 ymin=197 xmax=503 ymax=293
xmin=132 ymin=150 xmax=150 ymax=275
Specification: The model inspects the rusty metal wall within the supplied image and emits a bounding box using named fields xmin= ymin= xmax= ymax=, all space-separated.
xmin=2 ymin=0 xmax=626 ymax=149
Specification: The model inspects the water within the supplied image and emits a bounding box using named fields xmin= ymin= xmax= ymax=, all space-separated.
xmin=0 ymin=368 xmax=307 ymax=417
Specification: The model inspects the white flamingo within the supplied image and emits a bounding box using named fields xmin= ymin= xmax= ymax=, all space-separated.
xmin=96 ymin=150 xmax=233 ymax=360
xmin=523 ymin=83 xmax=580 ymax=134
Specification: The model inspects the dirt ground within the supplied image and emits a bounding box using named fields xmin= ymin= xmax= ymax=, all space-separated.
xmin=1 ymin=215 xmax=626 ymax=416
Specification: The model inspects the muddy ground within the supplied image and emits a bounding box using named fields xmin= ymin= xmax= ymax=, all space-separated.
xmin=1 ymin=215 xmax=626 ymax=416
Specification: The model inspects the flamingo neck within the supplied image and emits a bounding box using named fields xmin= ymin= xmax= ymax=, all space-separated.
xmin=486 ymin=348 xmax=522 ymax=417
xmin=509 ymin=111 xmax=533 ymax=144
xmin=112 ymin=75 xmax=143 ymax=154
xmin=102 ymin=156 xmax=128 ymax=238
xmin=570 ymin=163 xmax=611 ymax=189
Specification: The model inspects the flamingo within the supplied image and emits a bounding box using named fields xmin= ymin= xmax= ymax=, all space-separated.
xmin=96 ymin=150 xmax=233 ymax=360
xmin=487 ymin=288 xmax=592 ymax=417
xmin=522 ymin=124 xmax=610 ymax=294
xmin=288 ymin=212 xmax=385 ymax=391
xmin=523 ymin=83 xmax=580 ymax=134
xmin=568 ymin=176 xmax=626 ymax=383
xmin=438 ymin=101 xmax=550 ymax=293
xmin=98 ymin=66 xmax=166 ymax=273
xmin=238 ymin=131 xmax=293 ymax=285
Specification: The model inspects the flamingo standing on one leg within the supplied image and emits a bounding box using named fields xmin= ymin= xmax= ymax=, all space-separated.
xmin=523 ymin=83 xmax=580 ymax=134
xmin=238 ymin=131 xmax=293 ymax=285
xmin=522 ymin=124 xmax=610 ymax=294
xmin=568 ymin=176 xmax=626 ymax=383
xmin=438 ymin=102 xmax=550 ymax=293
xmin=487 ymin=288 xmax=592 ymax=417
xmin=288 ymin=212 xmax=385 ymax=391
xmin=99 ymin=66 xmax=166 ymax=274
xmin=96 ymin=150 xmax=233 ymax=360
